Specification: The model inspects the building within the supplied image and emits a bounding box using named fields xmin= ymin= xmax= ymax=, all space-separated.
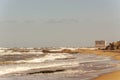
xmin=95 ymin=40 xmax=106 ymax=49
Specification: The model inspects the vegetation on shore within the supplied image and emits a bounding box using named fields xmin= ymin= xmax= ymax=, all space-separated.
xmin=105 ymin=41 xmax=120 ymax=50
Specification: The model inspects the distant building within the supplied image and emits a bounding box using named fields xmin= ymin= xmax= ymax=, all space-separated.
xmin=95 ymin=40 xmax=106 ymax=49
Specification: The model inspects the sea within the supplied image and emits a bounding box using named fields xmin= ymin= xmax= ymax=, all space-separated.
xmin=0 ymin=50 xmax=120 ymax=80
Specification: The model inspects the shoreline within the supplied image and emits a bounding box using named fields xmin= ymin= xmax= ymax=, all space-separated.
xmin=76 ymin=49 xmax=120 ymax=60
xmin=48 ymin=49 xmax=120 ymax=80
xmin=0 ymin=49 xmax=120 ymax=80
xmin=94 ymin=70 xmax=120 ymax=80
xmin=76 ymin=49 xmax=120 ymax=80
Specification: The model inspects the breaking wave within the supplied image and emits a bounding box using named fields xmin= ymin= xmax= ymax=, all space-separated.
xmin=0 ymin=52 xmax=120 ymax=80
xmin=15 ymin=53 xmax=73 ymax=63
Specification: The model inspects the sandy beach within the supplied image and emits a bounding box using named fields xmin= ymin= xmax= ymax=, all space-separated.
xmin=94 ymin=70 xmax=120 ymax=80
xmin=94 ymin=51 xmax=120 ymax=80
xmin=77 ymin=49 xmax=120 ymax=80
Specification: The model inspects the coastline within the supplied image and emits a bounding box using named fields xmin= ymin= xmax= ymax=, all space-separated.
xmin=0 ymin=49 xmax=120 ymax=80
xmin=76 ymin=49 xmax=120 ymax=80
xmin=94 ymin=70 xmax=120 ymax=80
xmin=77 ymin=49 xmax=120 ymax=60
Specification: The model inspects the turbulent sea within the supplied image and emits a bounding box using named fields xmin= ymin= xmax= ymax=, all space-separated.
xmin=0 ymin=51 xmax=120 ymax=80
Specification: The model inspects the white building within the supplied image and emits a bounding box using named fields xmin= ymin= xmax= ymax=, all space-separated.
xmin=95 ymin=40 xmax=106 ymax=49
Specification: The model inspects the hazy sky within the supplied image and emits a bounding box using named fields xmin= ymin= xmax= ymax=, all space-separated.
xmin=0 ymin=0 xmax=120 ymax=47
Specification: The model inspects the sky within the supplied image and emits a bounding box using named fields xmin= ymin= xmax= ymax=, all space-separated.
xmin=0 ymin=0 xmax=120 ymax=47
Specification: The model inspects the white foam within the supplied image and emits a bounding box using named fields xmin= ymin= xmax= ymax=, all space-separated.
xmin=0 ymin=51 xmax=43 ymax=56
xmin=0 ymin=52 xmax=116 ymax=77
xmin=0 ymin=52 xmax=22 ymax=55
xmin=26 ymin=52 xmax=43 ymax=54
xmin=16 ymin=53 xmax=72 ymax=63
xmin=0 ymin=62 xmax=79 ymax=76
xmin=79 ymin=58 xmax=111 ymax=63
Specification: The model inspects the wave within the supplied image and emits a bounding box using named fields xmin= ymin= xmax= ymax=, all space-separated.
xmin=0 ymin=52 xmax=44 ymax=56
xmin=0 ymin=62 xmax=79 ymax=76
xmin=0 ymin=53 xmax=119 ymax=80
xmin=15 ymin=53 xmax=73 ymax=63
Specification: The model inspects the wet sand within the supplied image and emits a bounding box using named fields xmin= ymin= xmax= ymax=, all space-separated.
xmin=93 ymin=51 xmax=120 ymax=80
xmin=77 ymin=49 xmax=120 ymax=80
xmin=94 ymin=70 xmax=120 ymax=80
xmin=76 ymin=49 xmax=120 ymax=60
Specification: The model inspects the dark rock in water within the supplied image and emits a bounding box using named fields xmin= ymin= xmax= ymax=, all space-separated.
xmin=42 ymin=50 xmax=50 ymax=53
xmin=28 ymin=69 xmax=65 ymax=74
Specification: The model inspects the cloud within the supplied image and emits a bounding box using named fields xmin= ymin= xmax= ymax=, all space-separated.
xmin=23 ymin=20 xmax=36 ymax=23
xmin=0 ymin=17 xmax=80 ymax=24
xmin=45 ymin=18 xmax=79 ymax=24
xmin=0 ymin=19 xmax=36 ymax=24
xmin=0 ymin=20 xmax=19 ymax=24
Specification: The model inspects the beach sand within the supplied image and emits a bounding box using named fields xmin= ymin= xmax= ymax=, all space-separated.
xmin=94 ymin=70 xmax=120 ymax=80
xmin=77 ymin=49 xmax=120 ymax=80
